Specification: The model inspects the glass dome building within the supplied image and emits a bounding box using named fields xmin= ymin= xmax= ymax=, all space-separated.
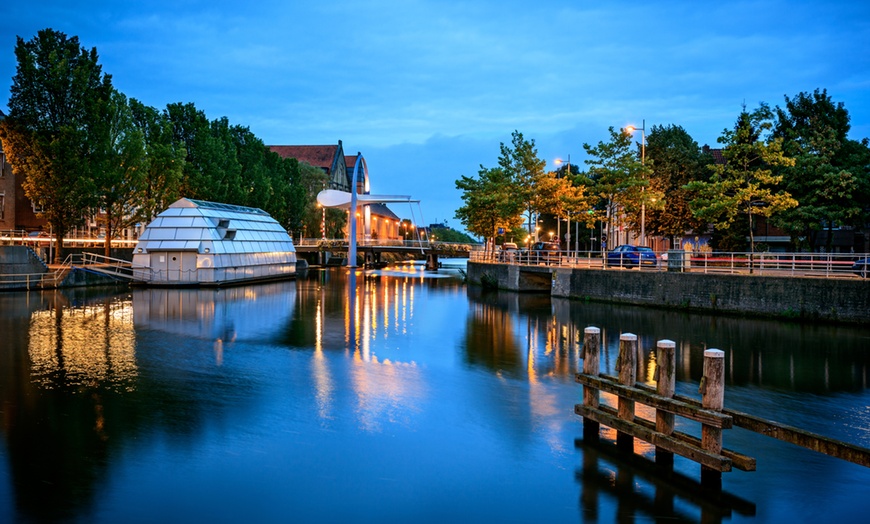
xmin=132 ymin=198 xmax=296 ymax=286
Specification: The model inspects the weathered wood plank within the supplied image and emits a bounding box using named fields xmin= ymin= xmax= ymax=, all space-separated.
xmin=575 ymin=404 xmax=733 ymax=472
xmin=627 ymin=380 xmax=870 ymax=468
xmin=575 ymin=373 xmax=733 ymax=429
xmin=586 ymin=403 xmax=756 ymax=471
xmin=727 ymin=411 xmax=870 ymax=468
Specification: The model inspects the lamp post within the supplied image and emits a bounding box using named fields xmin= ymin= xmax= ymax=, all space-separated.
xmin=554 ymin=155 xmax=571 ymax=252
xmin=625 ymin=120 xmax=646 ymax=246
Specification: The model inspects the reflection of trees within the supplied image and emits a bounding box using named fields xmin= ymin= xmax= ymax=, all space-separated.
xmin=464 ymin=286 xmax=583 ymax=380
xmin=550 ymin=298 xmax=870 ymax=394
xmin=464 ymin=287 xmax=870 ymax=393
xmin=0 ymin=284 xmax=296 ymax=521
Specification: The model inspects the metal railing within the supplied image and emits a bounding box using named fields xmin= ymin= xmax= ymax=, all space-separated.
xmin=0 ymin=252 xmax=136 ymax=290
xmin=470 ymin=249 xmax=870 ymax=279
xmin=0 ymin=231 xmax=138 ymax=247
xmin=294 ymin=237 xmax=478 ymax=252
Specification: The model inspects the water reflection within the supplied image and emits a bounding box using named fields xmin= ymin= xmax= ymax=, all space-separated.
xmin=28 ymin=292 xmax=137 ymax=391
xmin=0 ymin=267 xmax=868 ymax=523
xmin=464 ymin=286 xmax=870 ymax=395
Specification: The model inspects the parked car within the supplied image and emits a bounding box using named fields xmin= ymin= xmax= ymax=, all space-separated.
xmin=606 ymin=245 xmax=658 ymax=268
xmin=499 ymin=242 xmax=519 ymax=261
xmin=27 ymin=231 xmax=51 ymax=245
xmin=528 ymin=241 xmax=561 ymax=264
xmin=853 ymin=257 xmax=870 ymax=278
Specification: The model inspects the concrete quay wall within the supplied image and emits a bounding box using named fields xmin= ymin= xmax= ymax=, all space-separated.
xmin=466 ymin=261 xmax=870 ymax=324
xmin=0 ymin=246 xmax=48 ymax=275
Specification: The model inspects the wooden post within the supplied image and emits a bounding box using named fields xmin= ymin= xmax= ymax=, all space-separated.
xmin=655 ymin=339 xmax=676 ymax=468
xmin=582 ymin=327 xmax=601 ymax=441
xmin=701 ymin=348 xmax=725 ymax=488
xmin=617 ymin=333 xmax=638 ymax=452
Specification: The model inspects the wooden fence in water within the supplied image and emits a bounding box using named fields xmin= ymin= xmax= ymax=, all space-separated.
xmin=574 ymin=327 xmax=870 ymax=489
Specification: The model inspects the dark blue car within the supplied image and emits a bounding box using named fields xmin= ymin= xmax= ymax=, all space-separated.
xmin=606 ymin=245 xmax=658 ymax=268
xmin=854 ymin=257 xmax=869 ymax=278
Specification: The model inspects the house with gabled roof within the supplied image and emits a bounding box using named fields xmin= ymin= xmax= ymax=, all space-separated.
xmin=268 ymin=140 xmax=402 ymax=241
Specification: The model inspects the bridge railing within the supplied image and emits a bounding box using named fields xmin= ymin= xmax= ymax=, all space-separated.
xmin=294 ymin=238 xmax=479 ymax=253
xmin=471 ymin=249 xmax=870 ymax=279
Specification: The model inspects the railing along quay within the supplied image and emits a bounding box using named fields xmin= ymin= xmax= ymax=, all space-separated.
xmin=575 ymin=327 xmax=870 ymax=491
xmin=470 ymin=249 xmax=870 ymax=279
xmin=0 ymin=252 xmax=133 ymax=290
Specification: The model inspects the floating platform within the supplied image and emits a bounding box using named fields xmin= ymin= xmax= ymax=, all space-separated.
xmin=131 ymin=198 xmax=296 ymax=286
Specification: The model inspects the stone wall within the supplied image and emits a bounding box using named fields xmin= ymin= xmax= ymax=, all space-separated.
xmin=0 ymin=245 xmax=48 ymax=275
xmin=467 ymin=261 xmax=870 ymax=325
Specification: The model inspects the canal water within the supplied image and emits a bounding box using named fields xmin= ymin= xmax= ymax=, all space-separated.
xmin=1 ymin=262 xmax=868 ymax=523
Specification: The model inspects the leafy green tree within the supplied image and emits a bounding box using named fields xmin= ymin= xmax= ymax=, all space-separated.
xmin=432 ymin=227 xmax=475 ymax=244
xmin=455 ymin=165 xmax=523 ymax=251
xmin=582 ymin=127 xmax=649 ymax=247
xmin=166 ymin=102 xmax=235 ymax=202
xmin=208 ymin=117 xmax=244 ymax=205
xmin=687 ymin=104 xmax=797 ymax=253
xmin=773 ymin=89 xmax=869 ymax=251
xmin=229 ymin=124 xmax=272 ymax=211
xmin=0 ymin=29 xmax=112 ymax=262
xmin=644 ymin=124 xmax=711 ymax=247
xmin=129 ymin=99 xmax=184 ymax=223
xmin=497 ymin=130 xmax=547 ymax=238
xmin=90 ymin=89 xmax=146 ymax=255
xmin=286 ymin=160 xmax=329 ymax=239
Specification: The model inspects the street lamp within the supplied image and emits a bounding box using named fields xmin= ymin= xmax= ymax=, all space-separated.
xmin=625 ymin=120 xmax=647 ymax=246
xmin=554 ymin=155 xmax=571 ymax=252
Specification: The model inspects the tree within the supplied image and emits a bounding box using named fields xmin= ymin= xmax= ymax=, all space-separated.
xmin=286 ymin=160 xmax=328 ymax=239
xmin=687 ymin=104 xmax=797 ymax=254
xmin=129 ymin=99 xmax=184 ymax=223
xmin=773 ymin=89 xmax=869 ymax=251
xmin=454 ymin=165 xmax=523 ymax=251
xmin=582 ymin=126 xmax=649 ymax=248
xmin=497 ymin=131 xmax=547 ymax=238
xmin=166 ymin=102 xmax=239 ymax=202
xmin=644 ymin=125 xmax=711 ymax=247
xmin=0 ymin=29 xmax=113 ymax=262
xmin=90 ymin=89 xmax=146 ymax=256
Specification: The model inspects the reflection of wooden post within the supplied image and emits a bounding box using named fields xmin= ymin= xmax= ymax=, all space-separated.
xmin=582 ymin=327 xmax=601 ymax=441
xmin=701 ymin=348 xmax=725 ymax=488
xmin=655 ymin=339 xmax=676 ymax=468
xmin=617 ymin=333 xmax=638 ymax=452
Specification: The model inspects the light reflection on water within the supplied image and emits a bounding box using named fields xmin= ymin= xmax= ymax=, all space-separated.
xmin=0 ymin=265 xmax=868 ymax=523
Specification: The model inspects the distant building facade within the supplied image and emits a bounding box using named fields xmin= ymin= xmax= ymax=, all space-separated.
xmin=268 ymin=141 xmax=402 ymax=241
xmin=0 ymin=110 xmax=47 ymax=232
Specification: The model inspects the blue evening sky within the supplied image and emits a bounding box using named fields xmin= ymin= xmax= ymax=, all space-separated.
xmin=2 ymin=0 xmax=868 ymax=228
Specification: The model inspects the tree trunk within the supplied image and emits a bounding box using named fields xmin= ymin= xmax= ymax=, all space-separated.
xmin=104 ymin=209 xmax=113 ymax=257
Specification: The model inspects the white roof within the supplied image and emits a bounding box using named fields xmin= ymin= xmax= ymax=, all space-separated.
xmin=134 ymin=198 xmax=295 ymax=254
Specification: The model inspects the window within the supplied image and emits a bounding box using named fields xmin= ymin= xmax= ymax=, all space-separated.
xmin=0 ymin=193 xmax=4 ymax=220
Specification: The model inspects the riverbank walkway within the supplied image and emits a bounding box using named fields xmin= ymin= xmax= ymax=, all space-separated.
xmin=471 ymin=249 xmax=869 ymax=280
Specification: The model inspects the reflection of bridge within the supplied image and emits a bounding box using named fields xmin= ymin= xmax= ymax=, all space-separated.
xmin=295 ymin=238 xmax=474 ymax=269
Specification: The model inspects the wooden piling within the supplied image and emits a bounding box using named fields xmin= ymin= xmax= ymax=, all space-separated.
xmin=701 ymin=348 xmax=725 ymax=488
xmin=655 ymin=339 xmax=677 ymax=468
xmin=582 ymin=327 xmax=601 ymax=441
xmin=617 ymin=333 xmax=638 ymax=452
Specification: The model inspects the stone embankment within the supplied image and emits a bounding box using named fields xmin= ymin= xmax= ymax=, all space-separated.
xmin=466 ymin=261 xmax=870 ymax=325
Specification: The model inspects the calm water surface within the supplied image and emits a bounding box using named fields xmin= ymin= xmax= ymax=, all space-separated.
xmin=1 ymin=261 xmax=869 ymax=523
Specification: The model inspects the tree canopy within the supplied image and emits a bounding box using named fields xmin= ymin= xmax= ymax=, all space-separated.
xmin=687 ymin=104 xmax=797 ymax=252
xmin=0 ymin=28 xmax=113 ymax=261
